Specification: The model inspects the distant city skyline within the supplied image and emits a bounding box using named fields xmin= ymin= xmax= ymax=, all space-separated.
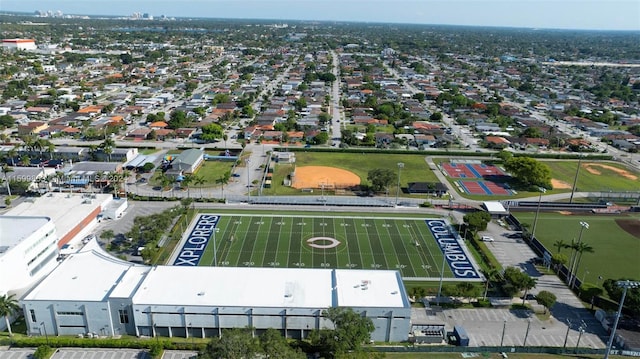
xmin=2 ymin=0 xmax=639 ymax=31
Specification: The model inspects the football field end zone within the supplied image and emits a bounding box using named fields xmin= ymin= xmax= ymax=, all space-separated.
xmin=168 ymin=213 xmax=220 ymax=266
xmin=424 ymin=218 xmax=483 ymax=281
xmin=168 ymin=212 xmax=484 ymax=282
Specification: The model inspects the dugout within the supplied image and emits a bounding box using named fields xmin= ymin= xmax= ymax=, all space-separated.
xmin=482 ymin=201 xmax=509 ymax=218
xmin=407 ymin=182 xmax=448 ymax=196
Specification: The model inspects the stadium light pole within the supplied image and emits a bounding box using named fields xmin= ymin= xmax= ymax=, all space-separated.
xmin=603 ymin=280 xmax=640 ymax=359
xmin=531 ymin=187 xmax=546 ymax=239
xmin=568 ymin=221 xmax=589 ymax=287
xmin=569 ymin=155 xmax=583 ymax=203
xmin=436 ymin=244 xmax=451 ymax=306
xmin=395 ymin=162 xmax=404 ymax=207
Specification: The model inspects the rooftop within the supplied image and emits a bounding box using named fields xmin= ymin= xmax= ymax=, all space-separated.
xmin=23 ymin=241 xmax=147 ymax=302
xmin=133 ymin=266 xmax=333 ymax=308
xmin=5 ymin=193 xmax=113 ymax=243
xmin=0 ymin=216 xmax=51 ymax=257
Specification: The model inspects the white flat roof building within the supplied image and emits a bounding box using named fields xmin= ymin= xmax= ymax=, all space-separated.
xmin=6 ymin=193 xmax=112 ymax=247
xmin=0 ymin=216 xmax=58 ymax=295
xmin=22 ymin=244 xmax=411 ymax=342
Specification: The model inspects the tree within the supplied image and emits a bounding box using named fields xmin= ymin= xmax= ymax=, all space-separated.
xmin=430 ymin=112 xmax=443 ymax=121
xmin=101 ymin=229 xmax=115 ymax=246
xmin=0 ymin=115 xmax=16 ymax=129
xmin=456 ymin=282 xmax=480 ymax=303
xmin=200 ymin=328 xmax=258 ymax=359
xmin=1 ymin=165 xmax=13 ymax=196
xmin=311 ymin=307 xmax=375 ymax=357
xmin=535 ymin=290 xmax=557 ymax=314
xmin=603 ymin=279 xmax=640 ymax=316
xmin=168 ymin=110 xmax=189 ymax=129
xmin=260 ymin=328 xmax=305 ymax=359
xmin=521 ymin=127 xmax=542 ymax=138
xmin=192 ymin=175 xmax=206 ymax=198
xmin=0 ymin=294 xmax=20 ymax=336
xmin=216 ymin=171 xmax=231 ymax=200
xmin=482 ymin=268 xmax=501 ymax=300
xmin=367 ymin=168 xmax=395 ymax=193
xmin=520 ymin=275 xmax=538 ymax=305
xmin=462 ymin=211 xmax=491 ymax=234
xmin=201 ymin=123 xmax=224 ymax=143
xmin=503 ymin=156 xmax=552 ymax=189
xmin=101 ymin=138 xmax=115 ymax=162
xmin=569 ymin=242 xmax=594 ymax=288
xmin=503 ymin=267 xmax=537 ymax=300
xmin=553 ymin=239 xmax=567 ymax=254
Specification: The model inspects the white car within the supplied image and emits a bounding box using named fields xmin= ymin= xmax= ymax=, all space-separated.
xmin=481 ymin=236 xmax=495 ymax=242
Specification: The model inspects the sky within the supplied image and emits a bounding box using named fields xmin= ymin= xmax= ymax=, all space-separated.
xmin=2 ymin=0 xmax=639 ymax=31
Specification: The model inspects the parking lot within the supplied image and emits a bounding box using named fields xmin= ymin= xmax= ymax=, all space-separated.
xmin=435 ymin=308 xmax=605 ymax=348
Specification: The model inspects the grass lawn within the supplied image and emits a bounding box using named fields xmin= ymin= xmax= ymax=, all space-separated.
xmin=545 ymin=160 xmax=639 ymax=192
xmin=261 ymin=152 xmax=438 ymax=196
xmin=515 ymin=212 xmax=640 ymax=283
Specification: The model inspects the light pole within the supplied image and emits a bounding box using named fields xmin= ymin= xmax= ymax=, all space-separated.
xmin=40 ymin=322 xmax=49 ymax=345
xmin=213 ymin=228 xmax=220 ymax=266
xmin=568 ymin=221 xmax=589 ymax=287
xmin=500 ymin=320 xmax=507 ymax=347
xmin=245 ymin=158 xmax=250 ymax=202
xmin=531 ymin=187 xmax=546 ymax=239
xmin=603 ymin=280 xmax=640 ymax=359
xmin=395 ymin=162 xmax=404 ymax=207
xmin=575 ymin=328 xmax=585 ymax=352
xmin=563 ymin=319 xmax=572 ymax=350
xmin=436 ymin=244 xmax=451 ymax=306
xmin=523 ymin=319 xmax=531 ymax=346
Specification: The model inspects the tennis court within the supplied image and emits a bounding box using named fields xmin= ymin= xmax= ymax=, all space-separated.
xmin=458 ymin=180 xmax=512 ymax=195
xmin=442 ymin=162 xmax=507 ymax=179
xmin=171 ymin=214 xmax=482 ymax=281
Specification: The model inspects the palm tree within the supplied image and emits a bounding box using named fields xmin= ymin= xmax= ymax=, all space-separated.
xmin=46 ymin=141 xmax=56 ymax=160
xmin=216 ymin=171 xmax=231 ymax=200
xmin=88 ymin=144 xmax=99 ymax=161
xmin=521 ymin=276 xmax=538 ymax=305
xmin=101 ymin=138 xmax=115 ymax=162
xmin=182 ymin=174 xmax=194 ymax=198
xmin=55 ymin=171 xmax=65 ymax=192
xmin=1 ymin=165 xmax=13 ymax=196
xmin=482 ymin=268 xmax=501 ymax=300
xmin=192 ymin=174 xmax=206 ymax=198
xmin=553 ymin=239 xmax=567 ymax=253
xmin=570 ymin=242 xmax=594 ymax=288
xmin=20 ymin=154 xmax=31 ymax=167
xmin=7 ymin=146 xmax=18 ymax=166
xmin=0 ymin=294 xmax=20 ymax=336
xmin=32 ymin=137 xmax=46 ymax=158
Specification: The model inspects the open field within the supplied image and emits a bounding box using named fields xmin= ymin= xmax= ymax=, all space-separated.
xmin=172 ymin=212 xmax=482 ymax=281
xmin=515 ymin=211 xmax=640 ymax=282
xmin=545 ymin=161 xmax=639 ymax=192
xmin=260 ymin=152 xmax=438 ymax=196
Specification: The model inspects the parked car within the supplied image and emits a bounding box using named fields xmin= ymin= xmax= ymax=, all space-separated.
xmin=481 ymin=236 xmax=494 ymax=242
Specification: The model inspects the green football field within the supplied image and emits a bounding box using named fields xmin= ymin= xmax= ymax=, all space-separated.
xmin=182 ymin=214 xmax=481 ymax=280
